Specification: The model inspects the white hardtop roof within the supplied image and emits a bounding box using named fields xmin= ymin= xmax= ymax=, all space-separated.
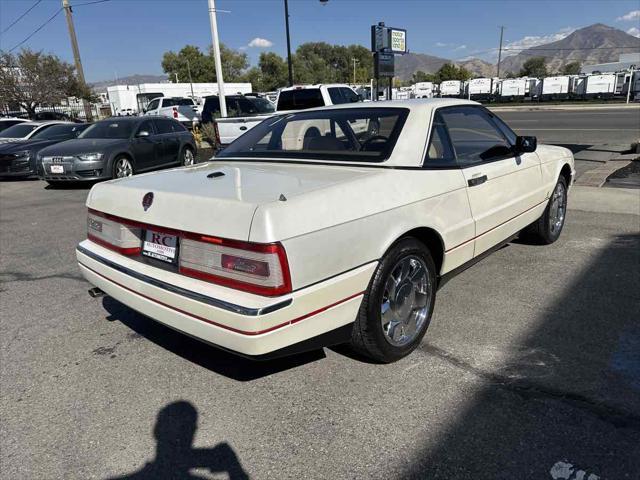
xmin=301 ymin=98 xmax=480 ymax=114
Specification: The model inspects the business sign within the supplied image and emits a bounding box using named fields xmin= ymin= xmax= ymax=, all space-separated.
xmin=390 ymin=28 xmax=407 ymax=54
xmin=374 ymin=52 xmax=395 ymax=78
xmin=371 ymin=24 xmax=389 ymax=52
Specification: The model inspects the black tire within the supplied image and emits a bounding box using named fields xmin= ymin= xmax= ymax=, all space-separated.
xmin=350 ymin=237 xmax=437 ymax=363
xmin=521 ymin=176 xmax=568 ymax=245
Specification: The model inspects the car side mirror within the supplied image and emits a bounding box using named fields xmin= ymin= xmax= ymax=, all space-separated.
xmin=515 ymin=135 xmax=537 ymax=154
xmin=137 ymin=130 xmax=150 ymax=138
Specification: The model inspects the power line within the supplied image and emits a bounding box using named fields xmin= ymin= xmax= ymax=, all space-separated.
xmin=1 ymin=0 xmax=43 ymax=35
xmin=8 ymin=8 xmax=63 ymax=52
xmin=73 ymin=0 xmax=111 ymax=7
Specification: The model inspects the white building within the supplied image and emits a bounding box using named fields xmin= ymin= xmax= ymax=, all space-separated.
xmin=581 ymin=53 xmax=640 ymax=74
xmin=106 ymin=82 xmax=252 ymax=115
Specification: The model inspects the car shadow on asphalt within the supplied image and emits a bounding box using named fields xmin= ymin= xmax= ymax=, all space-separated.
xmin=104 ymin=400 xmax=249 ymax=480
xmin=101 ymin=296 xmax=326 ymax=381
xmin=403 ymin=232 xmax=640 ymax=479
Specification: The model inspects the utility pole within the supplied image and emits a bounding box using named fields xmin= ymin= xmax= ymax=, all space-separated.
xmin=627 ymin=67 xmax=635 ymax=104
xmin=284 ymin=0 xmax=294 ymax=86
xmin=186 ymin=58 xmax=195 ymax=100
xmin=496 ymin=25 xmax=505 ymax=78
xmin=207 ymin=0 xmax=227 ymax=117
xmin=352 ymin=58 xmax=359 ymax=85
xmin=62 ymin=0 xmax=92 ymax=121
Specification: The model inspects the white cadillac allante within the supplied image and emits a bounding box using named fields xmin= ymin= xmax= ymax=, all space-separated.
xmin=77 ymin=99 xmax=574 ymax=362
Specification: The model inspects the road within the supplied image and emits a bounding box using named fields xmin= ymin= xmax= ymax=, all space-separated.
xmin=494 ymin=106 xmax=640 ymax=146
xmin=1 ymin=180 xmax=639 ymax=480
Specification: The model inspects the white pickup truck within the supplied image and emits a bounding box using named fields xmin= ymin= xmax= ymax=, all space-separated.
xmin=210 ymin=84 xmax=362 ymax=146
xmin=143 ymin=97 xmax=200 ymax=129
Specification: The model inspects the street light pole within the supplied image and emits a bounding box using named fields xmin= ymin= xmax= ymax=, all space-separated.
xmin=207 ymin=0 xmax=227 ymax=117
xmin=186 ymin=57 xmax=195 ymax=100
xmin=352 ymin=58 xmax=359 ymax=85
xmin=284 ymin=0 xmax=293 ymax=86
xmin=496 ymin=25 xmax=505 ymax=78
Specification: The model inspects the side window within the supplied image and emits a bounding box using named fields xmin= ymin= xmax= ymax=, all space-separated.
xmin=341 ymin=88 xmax=360 ymax=103
xmin=489 ymin=112 xmax=517 ymax=146
xmin=328 ymin=88 xmax=344 ymax=104
xmin=137 ymin=120 xmax=155 ymax=136
xmin=154 ymin=119 xmax=173 ymax=134
xmin=146 ymin=99 xmax=160 ymax=111
xmin=439 ymin=106 xmax=512 ymax=166
xmin=424 ymin=112 xmax=455 ymax=167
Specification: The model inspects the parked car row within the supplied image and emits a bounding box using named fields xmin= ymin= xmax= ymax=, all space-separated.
xmin=0 ymin=117 xmax=197 ymax=185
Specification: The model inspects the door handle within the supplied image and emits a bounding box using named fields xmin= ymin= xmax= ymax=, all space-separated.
xmin=468 ymin=175 xmax=488 ymax=187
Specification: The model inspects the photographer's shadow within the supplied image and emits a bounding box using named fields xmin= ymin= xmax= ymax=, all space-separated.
xmin=107 ymin=401 xmax=249 ymax=480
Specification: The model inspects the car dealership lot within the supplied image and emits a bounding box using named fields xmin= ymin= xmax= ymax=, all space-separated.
xmin=1 ymin=179 xmax=638 ymax=479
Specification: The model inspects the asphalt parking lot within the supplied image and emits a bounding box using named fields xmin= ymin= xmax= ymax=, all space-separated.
xmin=1 ymin=179 xmax=639 ymax=480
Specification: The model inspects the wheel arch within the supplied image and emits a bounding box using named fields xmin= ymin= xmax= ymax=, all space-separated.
xmin=386 ymin=226 xmax=445 ymax=276
xmin=560 ymin=162 xmax=573 ymax=186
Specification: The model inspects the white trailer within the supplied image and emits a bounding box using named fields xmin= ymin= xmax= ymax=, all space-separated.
xmin=539 ymin=76 xmax=572 ymax=100
xmin=106 ymin=82 xmax=252 ymax=116
xmin=582 ymin=74 xmax=616 ymax=98
xmin=466 ymin=78 xmax=495 ymax=100
xmin=499 ymin=78 xmax=527 ymax=100
xmin=413 ymin=82 xmax=434 ymax=98
xmin=440 ymin=80 xmax=462 ymax=97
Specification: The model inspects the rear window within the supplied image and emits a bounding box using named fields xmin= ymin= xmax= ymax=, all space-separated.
xmin=218 ymin=107 xmax=409 ymax=163
xmin=277 ymin=89 xmax=324 ymax=111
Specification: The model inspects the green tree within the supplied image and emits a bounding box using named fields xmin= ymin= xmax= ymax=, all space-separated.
xmin=519 ymin=56 xmax=547 ymax=78
xmin=256 ymin=52 xmax=288 ymax=90
xmin=561 ymin=61 xmax=581 ymax=75
xmin=0 ymin=49 xmax=92 ymax=118
xmin=161 ymin=44 xmax=249 ymax=83
xmin=411 ymin=70 xmax=436 ymax=83
xmin=433 ymin=63 xmax=471 ymax=83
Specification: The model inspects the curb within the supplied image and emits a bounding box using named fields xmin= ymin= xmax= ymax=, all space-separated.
xmin=574 ymin=161 xmax=634 ymax=187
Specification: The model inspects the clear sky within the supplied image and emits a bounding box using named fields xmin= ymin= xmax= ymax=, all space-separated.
xmin=0 ymin=0 xmax=639 ymax=82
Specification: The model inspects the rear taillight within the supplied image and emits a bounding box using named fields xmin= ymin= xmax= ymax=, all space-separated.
xmin=179 ymin=235 xmax=291 ymax=296
xmin=87 ymin=210 xmax=141 ymax=255
xmin=173 ymin=107 xmax=178 ymax=118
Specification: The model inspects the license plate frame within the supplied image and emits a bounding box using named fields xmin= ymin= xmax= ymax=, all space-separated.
xmin=141 ymin=229 xmax=179 ymax=264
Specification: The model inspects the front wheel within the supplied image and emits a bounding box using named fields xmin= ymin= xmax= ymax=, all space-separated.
xmin=350 ymin=238 xmax=437 ymax=363
xmin=521 ymin=176 xmax=567 ymax=244
xmin=113 ymin=156 xmax=134 ymax=179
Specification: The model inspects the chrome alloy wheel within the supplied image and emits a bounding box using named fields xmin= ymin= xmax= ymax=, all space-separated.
xmin=114 ymin=158 xmax=133 ymax=178
xmin=183 ymin=149 xmax=195 ymax=166
xmin=549 ymin=181 xmax=566 ymax=234
xmin=381 ymin=255 xmax=431 ymax=347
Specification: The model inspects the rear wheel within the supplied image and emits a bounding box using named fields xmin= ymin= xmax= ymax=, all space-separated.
xmin=521 ymin=176 xmax=567 ymax=244
xmin=350 ymin=238 xmax=436 ymax=363
xmin=113 ymin=156 xmax=133 ymax=179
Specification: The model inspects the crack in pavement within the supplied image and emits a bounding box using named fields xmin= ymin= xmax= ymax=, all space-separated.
xmin=0 ymin=271 xmax=86 ymax=285
xmin=422 ymin=344 xmax=640 ymax=431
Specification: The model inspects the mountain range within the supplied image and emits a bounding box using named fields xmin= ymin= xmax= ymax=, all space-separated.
xmin=393 ymin=23 xmax=639 ymax=79
xmin=91 ymin=23 xmax=639 ymax=87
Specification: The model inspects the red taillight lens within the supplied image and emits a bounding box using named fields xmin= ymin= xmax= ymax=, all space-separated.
xmin=179 ymin=235 xmax=291 ymax=296
xmin=87 ymin=210 xmax=141 ymax=255
xmin=173 ymin=107 xmax=178 ymax=118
